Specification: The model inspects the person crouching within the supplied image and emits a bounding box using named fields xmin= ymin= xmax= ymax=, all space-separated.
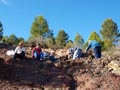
xmin=13 ymin=41 xmax=25 ymax=61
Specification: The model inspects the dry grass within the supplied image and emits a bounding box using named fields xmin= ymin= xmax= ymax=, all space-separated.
xmin=102 ymin=46 xmax=120 ymax=57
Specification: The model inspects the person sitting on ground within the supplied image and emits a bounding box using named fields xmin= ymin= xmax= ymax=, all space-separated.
xmin=86 ymin=40 xmax=101 ymax=58
xmin=32 ymin=43 xmax=42 ymax=60
xmin=72 ymin=48 xmax=82 ymax=59
xmin=40 ymin=50 xmax=49 ymax=61
xmin=49 ymin=50 xmax=58 ymax=63
xmin=13 ymin=41 xmax=25 ymax=61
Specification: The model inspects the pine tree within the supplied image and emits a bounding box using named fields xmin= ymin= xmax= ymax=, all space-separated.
xmin=55 ymin=30 xmax=69 ymax=48
xmin=84 ymin=31 xmax=101 ymax=48
xmin=73 ymin=33 xmax=84 ymax=48
xmin=100 ymin=18 xmax=120 ymax=48
xmin=30 ymin=16 xmax=50 ymax=38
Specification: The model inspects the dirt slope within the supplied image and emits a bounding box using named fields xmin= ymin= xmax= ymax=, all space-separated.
xmin=0 ymin=46 xmax=120 ymax=90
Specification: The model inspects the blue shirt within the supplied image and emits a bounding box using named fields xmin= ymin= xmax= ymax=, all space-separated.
xmin=86 ymin=40 xmax=101 ymax=52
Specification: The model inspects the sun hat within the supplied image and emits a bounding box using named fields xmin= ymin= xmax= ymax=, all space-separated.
xmin=19 ymin=41 xmax=23 ymax=46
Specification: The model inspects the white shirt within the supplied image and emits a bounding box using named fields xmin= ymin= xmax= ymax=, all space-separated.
xmin=15 ymin=46 xmax=25 ymax=54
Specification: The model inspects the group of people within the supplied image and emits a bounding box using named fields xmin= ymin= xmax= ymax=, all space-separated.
xmin=31 ymin=43 xmax=57 ymax=62
xmin=67 ymin=40 xmax=101 ymax=59
xmin=12 ymin=42 xmax=57 ymax=62
xmin=12 ymin=39 xmax=102 ymax=62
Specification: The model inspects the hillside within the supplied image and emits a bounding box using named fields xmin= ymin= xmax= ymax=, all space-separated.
xmin=0 ymin=45 xmax=120 ymax=90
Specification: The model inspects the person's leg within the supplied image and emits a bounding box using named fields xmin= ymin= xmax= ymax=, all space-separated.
xmin=40 ymin=52 xmax=43 ymax=60
xmin=36 ymin=54 xmax=40 ymax=60
xmin=13 ymin=53 xmax=17 ymax=61
xmin=33 ymin=52 xmax=37 ymax=60
xmin=97 ymin=46 xmax=101 ymax=58
xmin=21 ymin=51 xmax=25 ymax=61
xmin=94 ymin=46 xmax=101 ymax=58
xmin=13 ymin=53 xmax=21 ymax=61
xmin=50 ymin=55 xmax=56 ymax=62
xmin=94 ymin=47 xmax=98 ymax=58
xmin=78 ymin=49 xmax=82 ymax=58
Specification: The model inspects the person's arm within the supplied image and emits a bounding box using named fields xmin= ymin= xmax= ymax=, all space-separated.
xmin=40 ymin=48 xmax=42 ymax=53
xmin=86 ymin=44 xmax=91 ymax=53
xmin=14 ymin=47 xmax=19 ymax=53
xmin=22 ymin=47 xmax=25 ymax=52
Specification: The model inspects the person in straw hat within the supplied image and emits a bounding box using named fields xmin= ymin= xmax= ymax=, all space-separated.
xmin=13 ymin=41 xmax=25 ymax=61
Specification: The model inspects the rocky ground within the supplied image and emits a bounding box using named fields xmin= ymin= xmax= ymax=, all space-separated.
xmin=0 ymin=45 xmax=120 ymax=90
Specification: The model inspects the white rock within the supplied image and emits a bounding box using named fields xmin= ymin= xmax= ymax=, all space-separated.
xmin=6 ymin=50 xmax=15 ymax=56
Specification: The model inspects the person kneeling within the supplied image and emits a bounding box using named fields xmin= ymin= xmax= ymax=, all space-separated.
xmin=73 ymin=48 xmax=82 ymax=60
xmin=49 ymin=51 xmax=58 ymax=63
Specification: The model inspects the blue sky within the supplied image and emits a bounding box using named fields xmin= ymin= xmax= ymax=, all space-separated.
xmin=0 ymin=0 xmax=120 ymax=42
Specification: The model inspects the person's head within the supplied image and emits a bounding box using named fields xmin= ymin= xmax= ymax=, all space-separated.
xmin=18 ymin=41 xmax=23 ymax=47
xmin=30 ymin=44 xmax=35 ymax=50
xmin=88 ymin=40 xmax=91 ymax=44
xmin=36 ymin=43 xmax=40 ymax=48
xmin=50 ymin=50 xmax=55 ymax=55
